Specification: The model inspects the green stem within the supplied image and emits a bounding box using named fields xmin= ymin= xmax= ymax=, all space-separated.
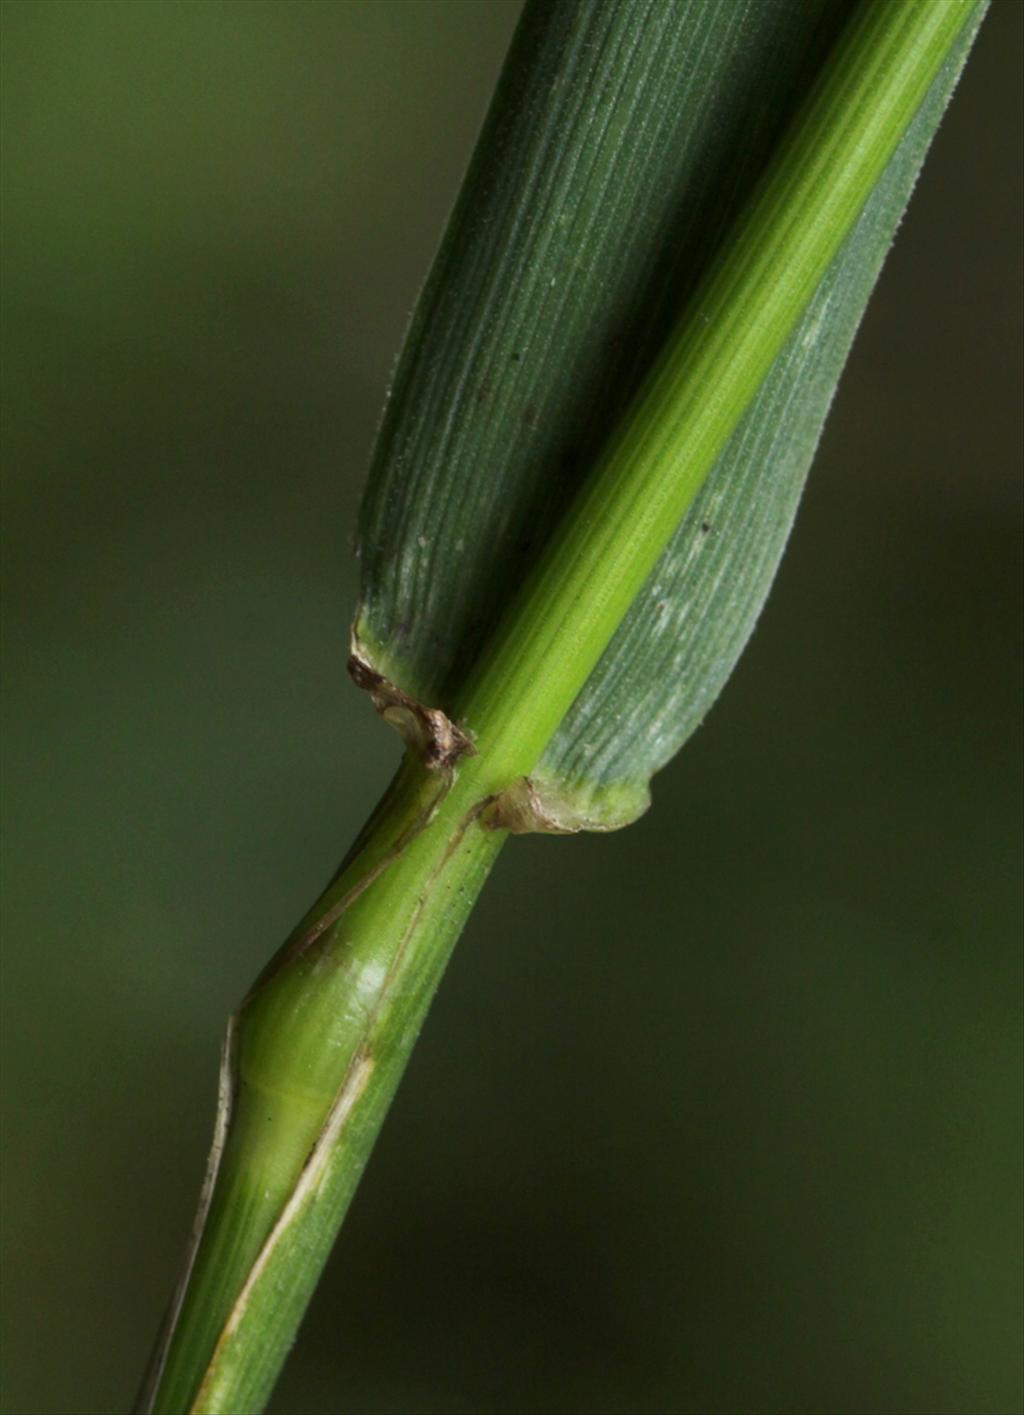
xmin=147 ymin=756 xmax=506 ymax=1413
xmin=140 ymin=2 xmax=981 ymax=1411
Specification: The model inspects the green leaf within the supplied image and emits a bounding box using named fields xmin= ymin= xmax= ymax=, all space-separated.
xmin=356 ymin=0 xmax=985 ymax=829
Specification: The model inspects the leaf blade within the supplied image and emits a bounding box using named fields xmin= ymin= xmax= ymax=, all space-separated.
xmin=356 ymin=0 xmax=986 ymax=827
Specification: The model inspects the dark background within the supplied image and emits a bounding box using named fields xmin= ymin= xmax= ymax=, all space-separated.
xmin=2 ymin=2 xmax=1021 ymax=1412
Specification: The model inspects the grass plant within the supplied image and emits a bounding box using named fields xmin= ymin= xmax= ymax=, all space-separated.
xmin=137 ymin=3 xmax=988 ymax=1410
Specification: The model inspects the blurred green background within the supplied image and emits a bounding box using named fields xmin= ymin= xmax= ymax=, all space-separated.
xmin=2 ymin=2 xmax=1020 ymax=1412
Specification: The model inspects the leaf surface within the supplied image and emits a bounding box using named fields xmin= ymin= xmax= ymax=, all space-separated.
xmin=355 ymin=0 xmax=984 ymax=827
